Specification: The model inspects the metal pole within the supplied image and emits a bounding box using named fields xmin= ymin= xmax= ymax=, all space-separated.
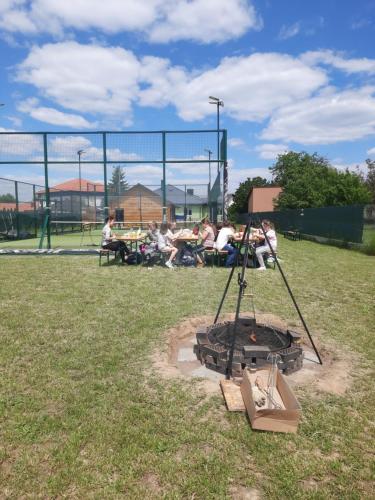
xmin=257 ymin=217 xmax=323 ymax=365
xmin=162 ymin=132 xmax=167 ymax=223
xmin=43 ymin=133 xmax=51 ymax=249
xmin=205 ymin=149 xmax=212 ymax=220
xmin=217 ymin=103 xmax=220 ymax=177
xmin=33 ymin=184 xmax=37 ymax=237
xmin=222 ymin=130 xmax=228 ymax=220
xmin=103 ymin=133 xmax=109 ymax=220
xmin=78 ymin=152 xmax=82 ymax=220
xmin=184 ymin=184 xmax=187 ymax=222
xmin=15 ymin=180 xmax=19 ymax=238
xmin=226 ymin=221 xmax=252 ymax=379
xmin=214 ymin=222 xmax=250 ymax=325
xmin=94 ymin=185 xmax=97 ymax=222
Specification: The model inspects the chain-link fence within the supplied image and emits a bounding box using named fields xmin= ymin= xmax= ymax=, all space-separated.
xmin=0 ymin=129 xmax=227 ymax=247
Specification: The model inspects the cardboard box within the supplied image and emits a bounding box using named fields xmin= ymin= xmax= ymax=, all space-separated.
xmin=240 ymin=368 xmax=302 ymax=433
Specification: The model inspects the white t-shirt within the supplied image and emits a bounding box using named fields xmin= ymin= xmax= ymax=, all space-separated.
xmin=157 ymin=230 xmax=173 ymax=250
xmin=264 ymin=229 xmax=277 ymax=249
xmin=102 ymin=223 xmax=112 ymax=246
xmin=215 ymin=227 xmax=234 ymax=251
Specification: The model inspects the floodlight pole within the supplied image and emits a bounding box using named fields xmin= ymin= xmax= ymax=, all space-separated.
xmin=205 ymin=148 xmax=212 ymax=220
xmin=43 ymin=133 xmax=51 ymax=249
xmin=162 ymin=132 xmax=167 ymax=223
xmin=77 ymin=149 xmax=85 ymax=221
xmin=209 ymin=96 xmax=224 ymax=219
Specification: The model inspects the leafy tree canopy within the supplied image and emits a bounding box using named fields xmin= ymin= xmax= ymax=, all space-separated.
xmin=365 ymin=158 xmax=375 ymax=203
xmin=270 ymin=151 xmax=371 ymax=209
xmin=108 ymin=165 xmax=129 ymax=194
xmin=0 ymin=193 xmax=16 ymax=202
xmin=228 ymin=176 xmax=273 ymax=220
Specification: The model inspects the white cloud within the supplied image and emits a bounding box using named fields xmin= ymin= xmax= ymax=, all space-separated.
xmin=278 ymin=22 xmax=301 ymax=40
xmin=0 ymin=0 xmax=262 ymax=44
xmin=255 ymin=143 xmax=289 ymax=160
xmin=16 ymin=42 xmax=141 ymax=124
xmin=16 ymin=43 xmax=328 ymax=127
xmin=168 ymin=52 xmax=327 ymax=121
xmin=262 ymin=87 xmax=375 ymax=144
xmin=229 ymin=167 xmax=272 ymax=192
xmin=331 ymin=160 xmax=368 ymax=176
xmin=18 ymin=98 xmax=96 ymax=128
xmin=301 ymin=50 xmax=375 ymax=74
xmin=124 ymin=164 xmax=163 ymax=184
xmin=148 ymin=0 xmax=262 ymax=43
xmin=228 ymin=138 xmax=245 ymax=148
xmin=367 ymin=147 xmax=375 ymax=157
xmin=0 ymin=127 xmax=43 ymax=156
xmin=13 ymin=41 xmax=375 ymax=149
xmin=351 ymin=18 xmax=372 ymax=30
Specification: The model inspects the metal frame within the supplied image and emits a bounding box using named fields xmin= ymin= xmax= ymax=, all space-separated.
xmin=0 ymin=129 xmax=227 ymax=247
xmin=214 ymin=214 xmax=323 ymax=380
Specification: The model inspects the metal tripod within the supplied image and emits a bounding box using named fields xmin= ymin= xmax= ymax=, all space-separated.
xmin=214 ymin=215 xmax=322 ymax=380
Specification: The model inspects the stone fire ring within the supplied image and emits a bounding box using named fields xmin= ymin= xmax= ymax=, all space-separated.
xmin=194 ymin=317 xmax=303 ymax=377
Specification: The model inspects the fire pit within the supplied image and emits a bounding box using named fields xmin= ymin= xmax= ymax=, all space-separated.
xmin=194 ymin=317 xmax=303 ymax=377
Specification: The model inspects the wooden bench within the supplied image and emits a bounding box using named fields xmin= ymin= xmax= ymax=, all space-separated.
xmin=216 ymin=250 xmax=229 ymax=266
xmin=203 ymin=248 xmax=216 ymax=267
xmin=283 ymin=230 xmax=300 ymax=241
xmin=99 ymin=248 xmax=117 ymax=266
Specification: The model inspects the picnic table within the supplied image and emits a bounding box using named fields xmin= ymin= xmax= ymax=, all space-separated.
xmin=283 ymin=230 xmax=301 ymax=241
xmin=116 ymin=233 xmax=146 ymax=253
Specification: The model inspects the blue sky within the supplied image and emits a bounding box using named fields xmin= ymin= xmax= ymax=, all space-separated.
xmin=1 ymin=0 xmax=375 ymax=193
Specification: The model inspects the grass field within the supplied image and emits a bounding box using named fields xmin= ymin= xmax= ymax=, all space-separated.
xmin=1 ymin=238 xmax=374 ymax=498
xmin=1 ymin=224 xmax=374 ymax=250
xmin=0 ymin=228 xmax=103 ymax=249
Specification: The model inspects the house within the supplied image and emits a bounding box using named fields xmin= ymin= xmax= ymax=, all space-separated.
xmin=109 ymin=183 xmax=170 ymax=222
xmin=110 ymin=183 xmax=208 ymax=222
xmin=247 ymin=186 xmax=282 ymax=213
xmin=153 ymin=184 xmax=208 ymax=221
xmin=37 ymin=178 xmax=104 ymax=220
xmin=0 ymin=202 xmax=35 ymax=212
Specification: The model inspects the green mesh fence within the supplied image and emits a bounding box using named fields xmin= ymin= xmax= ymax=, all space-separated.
xmin=0 ymin=129 xmax=226 ymax=247
xmin=243 ymin=205 xmax=366 ymax=244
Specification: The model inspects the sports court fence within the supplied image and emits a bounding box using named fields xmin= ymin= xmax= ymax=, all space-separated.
xmin=0 ymin=129 xmax=227 ymax=247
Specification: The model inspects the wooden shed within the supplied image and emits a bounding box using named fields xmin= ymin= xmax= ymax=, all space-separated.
xmin=109 ymin=183 xmax=170 ymax=222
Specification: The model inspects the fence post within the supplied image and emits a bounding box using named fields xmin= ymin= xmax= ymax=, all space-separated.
xmin=43 ymin=133 xmax=51 ymax=249
xmin=14 ymin=180 xmax=20 ymax=239
xmin=33 ymin=184 xmax=37 ymax=237
xmin=162 ymin=132 xmax=167 ymax=222
xmin=222 ymin=129 xmax=228 ymax=220
xmin=103 ymin=132 xmax=108 ymax=220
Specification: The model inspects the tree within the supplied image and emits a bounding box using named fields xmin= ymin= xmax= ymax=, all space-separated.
xmin=108 ymin=165 xmax=129 ymax=194
xmin=0 ymin=193 xmax=16 ymax=202
xmin=365 ymin=158 xmax=375 ymax=203
xmin=228 ymin=176 xmax=273 ymax=220
xmin=270 ymin=151 xmax=371 ymax=209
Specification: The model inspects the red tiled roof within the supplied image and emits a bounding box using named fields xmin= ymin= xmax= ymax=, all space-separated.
xmin=0 ymin=202 xmax=35 ymax=212
xmin=38 ymin=178 xmax=105 ymax=194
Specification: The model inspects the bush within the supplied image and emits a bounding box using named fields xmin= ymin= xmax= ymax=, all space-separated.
xmin=361 ymin=233 xmax=375 ymax=255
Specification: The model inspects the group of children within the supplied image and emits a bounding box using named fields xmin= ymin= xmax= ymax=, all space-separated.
xmin=101 ymin=216 xmax=277 ymax=269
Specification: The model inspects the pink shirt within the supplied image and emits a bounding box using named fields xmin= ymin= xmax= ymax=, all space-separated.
xmin=202 ymin=226 xmax=215 ymax=248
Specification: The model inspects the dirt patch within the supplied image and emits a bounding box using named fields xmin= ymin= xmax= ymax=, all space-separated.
xmin=141 ymin=473 xmax=163 ymax=495
xmin=229 ymin=485 xmax=262 ymax=499
xmin=151 ymin=313 xmax=358 ymax=397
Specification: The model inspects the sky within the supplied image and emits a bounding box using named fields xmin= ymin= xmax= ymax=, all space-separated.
xmin=1 ymin=0 xmax=375 ymax=195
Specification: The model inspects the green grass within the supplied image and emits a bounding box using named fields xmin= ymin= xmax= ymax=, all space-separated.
xmin=362 ymin=224 xmax=375 ymax=245
xmin=0 ymin=228 xmax=103 ymax=249
xmin=1 ymin=238 xmax=374 ymax=498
